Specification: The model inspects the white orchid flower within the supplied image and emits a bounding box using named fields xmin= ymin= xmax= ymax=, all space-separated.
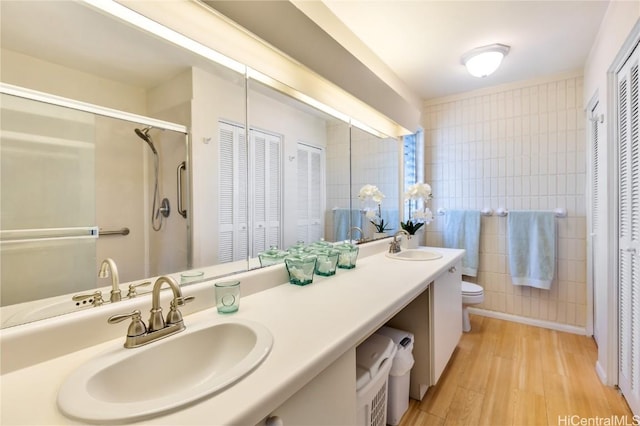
xmin=404 ymin=182 xmax=432 ymax=201
xmin=359 ymin=184 xmax=385 ymax=204
xmin=412 ymin=207 xmax=434 ymax=224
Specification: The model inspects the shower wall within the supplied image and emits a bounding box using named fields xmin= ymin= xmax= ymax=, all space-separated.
xmin=94 ymin=118 xmax=146 ymax=282
xmin=0 ymin=94 xmax=97 ymax=305
xmin=423 ymin=73 xmax=587 ymax=329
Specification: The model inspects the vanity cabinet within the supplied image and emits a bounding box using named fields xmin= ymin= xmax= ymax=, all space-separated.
xmin=430 ymin=262 xmax=463 ymax=383
xmin=387 ymin=260 xmax=462 ymax=400
xmin=257 ymin=349 xmax=357 ymax=426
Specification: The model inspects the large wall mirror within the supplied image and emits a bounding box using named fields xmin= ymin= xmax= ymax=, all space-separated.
xmin=0 ymin=1 xmax=399 ymax=328
xmin=246 ymin=78 xmax=351 ymax=260
xmin=350 ymin=126 xmax=401 ymax=241
xmin=1 ymin=91 xmax=189 ymax=310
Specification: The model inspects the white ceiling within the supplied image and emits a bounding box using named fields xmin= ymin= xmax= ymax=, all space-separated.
xmin=321 ymin=0 xmax=610 ymax=100
xmin=0 ymin=1 xmax=610 ymax=116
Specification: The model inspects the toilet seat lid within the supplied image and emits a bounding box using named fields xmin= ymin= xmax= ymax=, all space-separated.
xmin=462 ymin=281 xmax=483 ymax=295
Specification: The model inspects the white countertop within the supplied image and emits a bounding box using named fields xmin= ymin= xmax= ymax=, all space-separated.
xmin=0 ymin=246 xmax=463 ymax=425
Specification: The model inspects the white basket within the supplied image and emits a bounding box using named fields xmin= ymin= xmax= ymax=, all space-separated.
xmin=356 ymin=357 xmax=393 ymax=426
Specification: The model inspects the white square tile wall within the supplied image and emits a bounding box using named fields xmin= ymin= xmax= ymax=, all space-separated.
xmin=326 ymin=121 xmax=351 ymax=210
xmin=325 ymin=123 xmax=400 ymax=238
xmin=423 ymin=75 xmax=587 ymax=327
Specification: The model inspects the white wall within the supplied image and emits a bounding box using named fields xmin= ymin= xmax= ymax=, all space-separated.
xmin=583 ymin=3 xmax=640 ymax=385
xmin=0 ymin=49 xmax=147 ymax=115
xmin=423 ymin=73 xmax=588 ymax=329
xmin=190 ymin=67 xmax=245 ymax=268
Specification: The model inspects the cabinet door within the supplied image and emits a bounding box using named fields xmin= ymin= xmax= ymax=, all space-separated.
xmin=430 ymin=261 xmax=462 ymax=384
xmin=258 ymin=349 xmax=357 ymax=426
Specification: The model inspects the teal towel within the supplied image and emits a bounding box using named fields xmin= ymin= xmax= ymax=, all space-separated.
xmin=380 ymin=209 xmax=399 ymax=235
xmin=333 ymin=209 xmax=364 ymax=241
xmin=507 ymin=211 xmax=556 ymax=289
xmin=443 ymin=210 xmax=481 ymax=277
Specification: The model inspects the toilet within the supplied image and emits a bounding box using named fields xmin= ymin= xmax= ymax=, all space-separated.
xmin=461 ymin=281 xmax=484 ymax=332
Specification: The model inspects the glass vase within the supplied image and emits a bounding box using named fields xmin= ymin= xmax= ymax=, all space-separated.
xmin=335 ymin=243 xmax=359 ymax=269
xmin=284 ymin=254 xmax=317 ymax=285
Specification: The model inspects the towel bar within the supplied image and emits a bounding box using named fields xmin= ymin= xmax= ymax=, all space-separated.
xmin=494 ymin=208 xmax=567 ymax=218
xmin=437 ymin=208 xmax=493 ymax=217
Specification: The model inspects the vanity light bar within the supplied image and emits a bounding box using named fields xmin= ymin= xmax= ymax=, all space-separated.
xmin=350 ymin=118 xmax=391 ymax=139
xmin=247 ymin=68 xmax=351 ymax=124
xmin=81 ymin=0 xmax=246 ymax=75
xmin=247 ymin=66 xmax=390 ymax=138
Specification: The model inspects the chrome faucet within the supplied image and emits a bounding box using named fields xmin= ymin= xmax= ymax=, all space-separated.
xmin=148 ymin=276 xmax=185 ymax=331
xmin=349 ymin=226 xmax=365 ymax=243
xmin=108 ymin=275 xmax=195 ymax=348
xmin=99 ymin=258 xmax=121 ymax=303
xmin=389 ymin=230 xmax=410 ymax=254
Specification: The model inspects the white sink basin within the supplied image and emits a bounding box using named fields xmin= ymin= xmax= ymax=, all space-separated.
xmin=58 ymin=318 xmax=273 ymax=424
xmin=386 ymin=249 xmax=443 ymax=261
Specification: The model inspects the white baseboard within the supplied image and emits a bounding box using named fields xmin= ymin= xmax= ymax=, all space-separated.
xmin=468 ymin=307 xmax=589 ymax=336
xmin=595 ymin=360 xmax=609 ymax=385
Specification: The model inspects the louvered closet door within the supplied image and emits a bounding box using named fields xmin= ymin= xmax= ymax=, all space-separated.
xmin=617 ymin=41 xmax=640 ymax=416
xmin=218 ymin=122 xmax=247 ymax=263
xmin=589 ymin=102 xmax=602 ymax=343
xmin=250 ymin=129 xmax=281 ymax=256
xmin=296 ymin=144 xmax=324 ymax=244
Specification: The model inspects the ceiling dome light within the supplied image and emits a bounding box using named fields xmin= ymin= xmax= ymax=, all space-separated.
xmin=461 ymin=44 xmax=510 ymax=78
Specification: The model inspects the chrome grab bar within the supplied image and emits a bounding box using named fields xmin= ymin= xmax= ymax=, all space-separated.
xmin=99 ymin=227 xmax=130 ymax=236
xmin=177 ymin=161 xmax=187 ymax=218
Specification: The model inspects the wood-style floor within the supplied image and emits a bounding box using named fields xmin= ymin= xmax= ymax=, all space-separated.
xmin=399 ymin=315 xmax=634 ymax=426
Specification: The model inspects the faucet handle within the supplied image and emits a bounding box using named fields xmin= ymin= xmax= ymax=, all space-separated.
xmin=166 ymin=296 xmax=196 ymax=325
xmin=72 ymin=291 xmax=104 ymax=307
xmin=108 ymin=310 xmax=147 ymax=337
xmin=175 ymin=296 xmax=196 ymax=306
xmin=126 ymin=281 xmax=152 ymax=298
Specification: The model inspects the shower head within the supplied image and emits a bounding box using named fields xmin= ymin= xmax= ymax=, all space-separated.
xmin=134 ymin=127 xmax=158 ymax=155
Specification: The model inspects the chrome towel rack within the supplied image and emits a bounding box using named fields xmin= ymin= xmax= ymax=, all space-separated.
xmin=437 ymin=207 xmax=494 ymax=217
xmin=437 ymin=207 xmax=568 ymax=218
xmin=494 ymin=207 xmax=568 ymax=218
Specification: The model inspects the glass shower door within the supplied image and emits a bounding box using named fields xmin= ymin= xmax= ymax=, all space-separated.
xmin=0 ymin=93 xmax=97 ymax=305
